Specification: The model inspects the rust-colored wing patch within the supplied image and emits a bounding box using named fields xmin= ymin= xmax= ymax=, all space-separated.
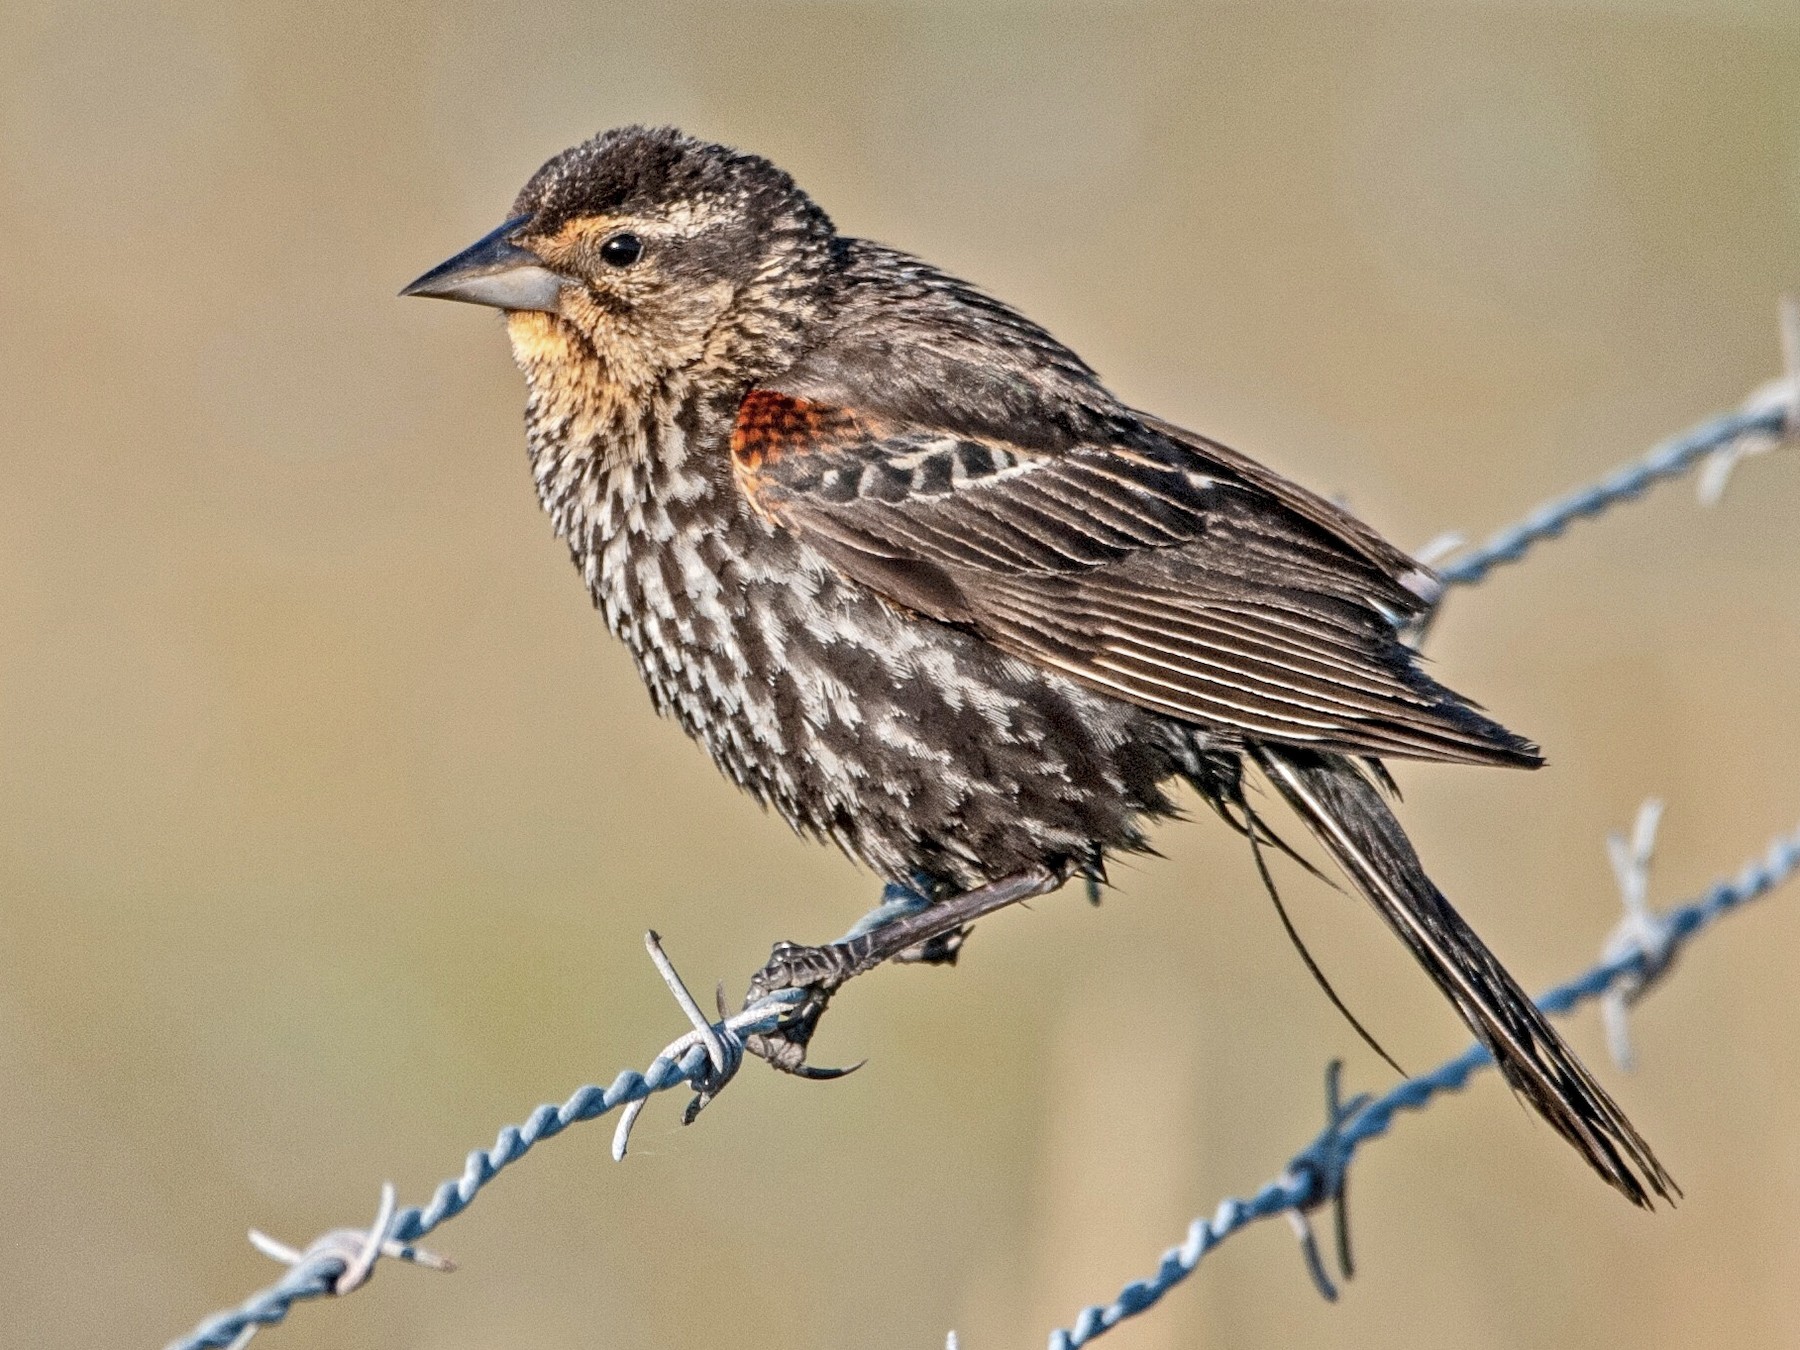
xmin=732 ymin=390 xmax=857 ymax=469
xmin=731 ymin=389 xmax=876 ymax=520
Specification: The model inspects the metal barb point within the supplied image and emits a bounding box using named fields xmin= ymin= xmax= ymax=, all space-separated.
xmin=1601 ymin=799 xmax=1677 ymax=1071
xmin=1322 ymin=1061 xmax=1359 ymax=1283
xmin=644 ymin=930 xmax=728 ymax=1076
xmin=1286 ymin=1210 xmax=1338 ymax=1303
xmin=613 ymin=933 xmax=751 ymax=1160
xmin=1399 ymin=534 xmax=1464 ymax=649
xmin=1281 ymin=1060 xmax=1371 ymax=1302
xmin=338 ymin=1181 xmax=393 ymax=1294
xmin=234 ymin=1183 xmax=452 ymax=1346
xmin=1700 ymin=295 xmax=1799 ymax=505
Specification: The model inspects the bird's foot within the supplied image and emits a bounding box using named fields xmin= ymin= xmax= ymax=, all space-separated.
xmin=741 ymin=867 xmax=1062 ymax=1074
xmin=741 ymin=938 xmax=865 ymax=1076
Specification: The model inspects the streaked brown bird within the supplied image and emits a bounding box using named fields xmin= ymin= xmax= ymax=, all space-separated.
xmin=404 ymin=125 xmax=1673 ymax=1206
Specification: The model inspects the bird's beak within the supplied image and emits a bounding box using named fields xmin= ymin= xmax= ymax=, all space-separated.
xmin=400 ymin=216 xmax=568 ymax=312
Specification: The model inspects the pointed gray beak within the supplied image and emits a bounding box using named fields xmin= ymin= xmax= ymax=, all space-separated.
xmin=401 ymin=216 xmax=568 ymax=312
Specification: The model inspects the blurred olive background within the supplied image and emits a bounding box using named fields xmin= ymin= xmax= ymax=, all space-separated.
xmin=3 ymin=2 xmax=1799 ymax=1347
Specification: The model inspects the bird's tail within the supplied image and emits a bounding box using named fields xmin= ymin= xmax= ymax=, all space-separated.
xmin=1250 ymin=744 xmax=1677 ymax=1208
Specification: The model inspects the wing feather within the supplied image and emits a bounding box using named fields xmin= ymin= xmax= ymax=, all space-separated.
xmin=731 ymin=388 xmax=1537 ymax=767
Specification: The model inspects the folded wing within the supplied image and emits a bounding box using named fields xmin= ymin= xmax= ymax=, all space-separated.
xmin=731 ymin=386 xmax=1538 ymax=768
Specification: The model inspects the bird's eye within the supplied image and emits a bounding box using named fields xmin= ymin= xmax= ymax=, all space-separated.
xmin=599 ymin=232 xmax=644 ymax=268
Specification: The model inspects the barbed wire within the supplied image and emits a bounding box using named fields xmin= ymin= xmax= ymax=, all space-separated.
xmin=1044 ymin=806 xmax=1800 ymax=1349
xmin=1425 ymin=294 xmax=1796 ymax=594
xmin=171 ymin=961 xmax=812 ymax=1350
xmin=165 ymin=308 xmax=1795 ymax=1350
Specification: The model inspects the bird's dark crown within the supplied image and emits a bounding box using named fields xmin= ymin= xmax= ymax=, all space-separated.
xmin=512 ymin=125 xmax=833 ymax=241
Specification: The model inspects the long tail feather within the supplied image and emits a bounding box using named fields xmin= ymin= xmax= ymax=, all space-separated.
xmin=1251 ymin=744 xmax=1677 ymax=1208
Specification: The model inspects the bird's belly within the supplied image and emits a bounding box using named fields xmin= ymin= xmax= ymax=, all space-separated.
xmin=594 ymin=513 xmax=1185 ymax=889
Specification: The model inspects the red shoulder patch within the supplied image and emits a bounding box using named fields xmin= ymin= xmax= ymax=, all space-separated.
xmin=730 ymin=389 xmax=870 ymax=519
xmin=730 ymin=389 xmax=863 ymax=471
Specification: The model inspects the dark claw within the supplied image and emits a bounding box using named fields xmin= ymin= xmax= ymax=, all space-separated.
xmin=745 ymin=1030 xmax=809 ymax=1074
xmin=743 ymin=1007 xmax=832 ymax=1076
xmin=790 ymin=1058 xmax=866 ymax=1080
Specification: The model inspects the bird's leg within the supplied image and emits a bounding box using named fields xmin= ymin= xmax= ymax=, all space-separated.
xmin=847 ymin=876 xmax=965 ymax=966
xmin=743 ymin=866 xmax=1063 ymax=1074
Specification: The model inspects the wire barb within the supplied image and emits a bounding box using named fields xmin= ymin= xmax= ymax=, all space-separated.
xmin=1698 ymin=296 xmax=1799 ymax=504
xmin=163 ymin=822 xmax=1800 ymax=1350
xmin=166 ymin=987 xmax=808 ymax=1350
xmin=613 ymin=932 xmax=753 ymax=1159
xmin=225 ymin=1184 xmax=453 ymax=1349
xmin=1428 ymin=335 xmax=1794 ymax=597
xmin=1047 ymin=814 xmax=1800 ymax=1349
xmin=1600 ymin=800 xmax=1677 ymax=1071
xmin=166 ymin=818 xmax=1800 ymax=1350
xmin=1280 ymin=1060 xmax=1372 ymax=1302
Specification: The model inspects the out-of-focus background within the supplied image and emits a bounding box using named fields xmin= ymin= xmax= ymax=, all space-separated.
xmin=3 ymin=2 xmax=1798 ymax=1347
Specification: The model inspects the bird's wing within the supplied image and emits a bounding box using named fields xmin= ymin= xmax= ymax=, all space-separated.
xmin=731 ymin=386 xmax=1538 ymax=766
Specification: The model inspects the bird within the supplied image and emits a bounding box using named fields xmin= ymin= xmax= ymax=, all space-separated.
xmin=403 ymin=124 xmax=1673 ymax=1207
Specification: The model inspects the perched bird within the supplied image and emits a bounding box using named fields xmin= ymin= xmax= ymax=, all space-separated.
xmin=404 ymin=125 xmax=1672 ymax=1206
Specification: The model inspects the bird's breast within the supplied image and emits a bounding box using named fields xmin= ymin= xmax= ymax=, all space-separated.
xmin=532 ymin=404 xmax=861 ymax=817
xmin=525 ymin=402 xmax=1171 ymax=884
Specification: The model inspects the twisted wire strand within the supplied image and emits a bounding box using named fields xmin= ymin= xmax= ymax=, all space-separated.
xmin=1434 ymin=403 xmax=1787 ymax=591
xmin=166 ymin=992 xmax=804 ymax=1350
xmin=1047 ymin=820 xmax=1800 ymax=1350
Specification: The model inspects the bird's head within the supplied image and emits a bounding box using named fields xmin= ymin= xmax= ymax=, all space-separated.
xmin=404 ymin=126 xmax=836 ymax=398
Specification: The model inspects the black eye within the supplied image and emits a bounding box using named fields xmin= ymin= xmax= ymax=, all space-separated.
xmin=599 ymin=232 xmax=643 ymax=268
